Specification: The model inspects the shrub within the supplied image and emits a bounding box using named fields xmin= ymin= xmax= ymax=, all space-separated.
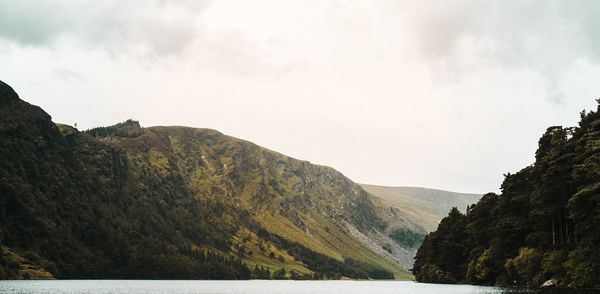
xmin=6 ymin=260 xmax=21 ymax=271
xmin=511 ymin=247 xmax=543 ymax=287
xmin=272 ymin=268 xmax=287 ymax=280
xmin=416 ymin=264 xmax=455 ymax=284
xmin=467 ymin=248 xmax=493 ymax=283
xmin=23 ymin=251 xmax=41 ymax=263
xmin=565 ymin=249 xmax=597 ymax=288
xmin=541 ymin=250 xmax=566 ymax=281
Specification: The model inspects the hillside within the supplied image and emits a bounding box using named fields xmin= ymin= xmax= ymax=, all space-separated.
xmin=414 ymin=100 xmax=600 ymax=288
xmin=361 ymin=185 xmax=481 ymax=232
xmin=0 ymin=80 xmax=415 ymax=280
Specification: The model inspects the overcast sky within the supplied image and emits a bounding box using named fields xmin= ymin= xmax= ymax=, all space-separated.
xmin=1 ymin=0 xmax=599 ymax=193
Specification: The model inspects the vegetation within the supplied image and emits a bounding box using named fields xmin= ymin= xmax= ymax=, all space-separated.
xmin=0 ymin=246 xmax=53 ymax=279
xmin=85 ymin=119 xmax=143 ymax=138
xmin=413 ymin=99 xmax=600 ymax=288
xmin=389 ymin=229 xmax=425 ymax=249
xmin=0 ymin=80 xmax=412 ymax=280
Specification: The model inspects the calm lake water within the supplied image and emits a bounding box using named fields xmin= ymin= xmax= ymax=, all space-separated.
xmin=0 ymin=280 xmax=597 ymax=294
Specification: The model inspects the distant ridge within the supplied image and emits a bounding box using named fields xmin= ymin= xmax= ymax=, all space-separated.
xmin=360 ymin=184 xmax=481 ymax=232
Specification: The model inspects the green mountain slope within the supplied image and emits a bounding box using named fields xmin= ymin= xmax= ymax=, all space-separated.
xmin=414 ymin=100 xmax=600 ymax=288
xmin=361 ymin=184 xmax=481 ymax=232
xmin=0 ymin=80 xmax=414 ymax=280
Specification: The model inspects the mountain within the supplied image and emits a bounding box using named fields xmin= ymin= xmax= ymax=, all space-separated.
xmin=413 ymin=101 xmax=600 ymax=288
xmin=361 ymin=185 xmax=481 ymax=232
xmin=0 ymin=80 xmax=417 ymax=280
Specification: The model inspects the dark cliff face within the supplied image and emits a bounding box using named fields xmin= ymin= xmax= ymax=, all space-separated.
xmin=0 ymin=81 xmax=414 ymax=280
xmin=413 ymin=100 xmax=600 ymax=288
xmin=0 ymin=80 xmax=19 ymax=105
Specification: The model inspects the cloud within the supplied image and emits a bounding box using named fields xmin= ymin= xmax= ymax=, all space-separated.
xmin=0 ymin=0 xmax=306 ymax=77
xmin=2 ymin=0 xmax=599 ymax=193
xmin=0 ymin=0 xmax=209 ymax=57
xmin=53 ymin=67 xmax=85 ymax=82
xmin=380 ymin=0 xmax=600 ymax=103
xmin=3 ymin=0 xmax=599 ymax=80
xmin=406 ymin=1 xmax=600 ymax=62
xmin=0 ymin=1 xmax=75 ymax=45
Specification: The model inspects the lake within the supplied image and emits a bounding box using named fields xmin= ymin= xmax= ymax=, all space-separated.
xmin=0 ymin=280 xmax=597 ymax=294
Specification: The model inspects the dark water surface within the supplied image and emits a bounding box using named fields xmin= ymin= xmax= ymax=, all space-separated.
xmin=0 ymin=280 xmax=598 ymax=294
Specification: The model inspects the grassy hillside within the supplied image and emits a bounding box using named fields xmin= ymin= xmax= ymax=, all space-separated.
xmin=361 ymin=184 xmax=481 ymax=232
xmin=0 ymin=80 xmax=413 ymax=280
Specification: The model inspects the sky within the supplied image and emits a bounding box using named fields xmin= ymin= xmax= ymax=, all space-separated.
xmin=1 ymin=0 xmax=600 ymax=193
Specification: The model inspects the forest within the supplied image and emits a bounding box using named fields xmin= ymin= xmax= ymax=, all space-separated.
xmin=85 ymin=119 xmax=144 ymax=138
xmin=413 ymin=100 xmax=600 ymax=288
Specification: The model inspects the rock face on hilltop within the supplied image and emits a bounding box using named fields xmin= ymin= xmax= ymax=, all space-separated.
xmin=0 ymin=81 xmax=418 ymax=280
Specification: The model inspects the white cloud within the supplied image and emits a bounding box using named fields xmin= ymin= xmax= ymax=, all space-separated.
xmin=0 ymin=1 xmax=207 ymax=55
xmin=384 ymin=0 xmax=600 ymax=103
xmin=1 ymin=0 xmax=599 ymax=193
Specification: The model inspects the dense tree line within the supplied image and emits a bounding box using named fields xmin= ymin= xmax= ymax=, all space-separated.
xmin=389 ymin=228 xmax=425 ymax=249
xmin=85 ymin=119 xmax=144 ymax=138
xmin=413 ymin=99 xmax=600 ymax=288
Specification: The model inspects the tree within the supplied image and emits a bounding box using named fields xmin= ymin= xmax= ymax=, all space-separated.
xmin=272 ymin=268 xmax=287 ymax=280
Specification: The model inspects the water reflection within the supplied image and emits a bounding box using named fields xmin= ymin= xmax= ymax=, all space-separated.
xmin=0 ymin=280 xmax=598 ymax=294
